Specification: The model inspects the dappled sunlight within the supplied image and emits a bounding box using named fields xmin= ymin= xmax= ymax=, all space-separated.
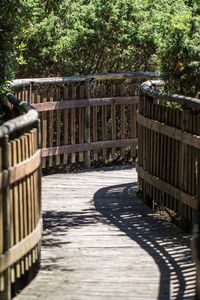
xmin=94 ymin=183 xmax=196 ymax=299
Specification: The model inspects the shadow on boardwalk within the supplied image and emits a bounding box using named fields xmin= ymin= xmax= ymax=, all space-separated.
xmin=40 ymin=168 xmax=195 ymax=300
xmin=93 ymin=183 xmax=196 ymax=300
xmin=14 ymin=168 xmax=196 ymax=299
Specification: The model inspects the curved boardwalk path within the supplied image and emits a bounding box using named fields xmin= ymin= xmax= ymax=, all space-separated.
xmin=15 ymin=166 xmax=195 ymax=300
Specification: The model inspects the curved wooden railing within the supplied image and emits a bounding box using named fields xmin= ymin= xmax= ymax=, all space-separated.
xmin=0 ymin=94 xmax=42 ymax=300
xmin=11 ymin=72 xmax=159 ymax=170
xmin=138 ymin=81 xmax=200 ymax=298
xmin=7 ymin=72 xmax=200 ymax=297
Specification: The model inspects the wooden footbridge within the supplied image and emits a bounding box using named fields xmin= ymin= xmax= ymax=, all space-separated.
xmin=1 ymin=72 xmax=200 ymax=299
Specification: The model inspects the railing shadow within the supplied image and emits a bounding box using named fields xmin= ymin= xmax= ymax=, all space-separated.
xmin=93 ymin=182 xmax=196 ymax=300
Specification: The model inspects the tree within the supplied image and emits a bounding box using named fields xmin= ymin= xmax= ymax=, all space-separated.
xmin=157 ymin=0 xmax=200 ymax=96
xmin=1 ymin=0 xmax=200 ymax=96
xmin=0 ymin=0 xmax=29 ymax=88
xmin=15 ymin=0 xmax=160 ymax=77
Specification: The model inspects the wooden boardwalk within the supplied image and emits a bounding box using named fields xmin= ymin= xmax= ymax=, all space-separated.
xmin=15 ymin=166 xmax=196 ymax=300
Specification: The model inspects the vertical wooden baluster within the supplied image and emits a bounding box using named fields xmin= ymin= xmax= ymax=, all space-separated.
xmin=166 ymin=107 xmax=171 ymax=209
xmin=79 ymin=84 xmax=85 ymax=162
xmin=166 ymin=105 xmax=170 ymax=196
xmin=21 ymin=87 xmax=25 ymax=102
xmin=32 ymin=129 xmax=37 ymax=264
xmin=11 ymin=140 xmax=21 ymax=279
xmin=21 ymin=136 xmax=28 ymax=271
xmin=149 ymin=98 xmax=153 ymax=200
xmin=100 ymin=81 xmax=107 ymax=162
xmin=36 ymin=121 xmax=41 ymax=265
xmin=6 ymin=142 xmax=15 ymax=283
xmin=71 ymin=85 xmax=77 ymax=164
xmin=84 ymin=79 xmax=91 ymax=168
xmin=24 ymin=88 xmax=29 ymax=104
xmin=146 ymin=98 xmax=150 ymax=200
xmin=178 ymin=109 xmax=189 ymax=224
xmin=10 ymin=158 xmax=16 ymax=283
xmin=137 ymin=94 xmax=142 ymax=167
xmin=35 ymin=128 xmax=39 ymax=222
xmin=131 ymin=102 xmax=137 ymax=160
xmin=30 ymin=131 xmax=36 ymax=228
xmin=1 ymin=134 xmax=11 ymax=300
xmin=36 ymin=89 xmax=40 ymax=105
xmin=129 ymin=82 xmax=137 ymax=160
xmin=192 ymin=111 xmax=197 ymax=197
xmin=56 ymin=87 xmax=61 ymax=165
xmin=48 ymin=87 xmax=54 ymax=167
xmin=120 ymin=82 xmax=126 ymax=159
xmin=159 ymin=105 xmax=163 ymax=181
xmin=23 ymin=135 xmax=30 ymax=271
xmin=92 ymin=101 xmax=98 ymax=161
xmin=63 ymin=85 xmax=69 ymax=164
xmin=102 ymin=106 xmax=107 ymax=162
xmin=142 ymin=95 xmax=147 ymax=201
xmin=16 ymin=140 xmax=23 ymax=241
xmin=150 ymin=99 xmax=153 ymax=202
xmin=162 ymin=105 xmax=167 ymax=183
xmin=152 ymin=104 xmax=156 ymax=177
xmin=41 ymin=89 xmax=47 ymax=168
xmin=174 ymin=110 xmax=179 ymax=188
xmin=25 ymin=133 xmax=33 ymax=267
xmin=137 ymin=124 xmax=141 ymax=166
xmin=189 ymin=111 xmax=195 ymax=222
xmin=111 ymin=84 xmax=116 ymax=159
xmin=30 ymin=130 xmax=36 ymax=227
xmin=154 ymin=104 xmax=158 ymax=177
xmin=16 ymin=138 xmax=25 ymax=275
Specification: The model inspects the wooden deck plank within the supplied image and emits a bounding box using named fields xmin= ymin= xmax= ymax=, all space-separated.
xmin=14 ymin=167 xmax=195 ymax=300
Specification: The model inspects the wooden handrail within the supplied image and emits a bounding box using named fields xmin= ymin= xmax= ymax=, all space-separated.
xmin=0 ymin=94 xmax=42 ymax=300
xmin=10 ymin=72 xmax=159 ymax=88
xmin=140 ymin=81 xmax=200 ymax=108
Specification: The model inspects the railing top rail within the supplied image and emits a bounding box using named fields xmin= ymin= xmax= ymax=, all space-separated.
xmin=141 ymin=80 xmax=200 ymax=109
xmin=10 ymin=72 xmax=159 ymax=88
xmin=0 ymin=93 xmax=38 ymax=139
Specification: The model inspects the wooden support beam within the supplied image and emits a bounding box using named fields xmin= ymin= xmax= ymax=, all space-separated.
xmin=137 ymin=112 xmax=200 ymax=149
xmin=41 ymin=138 xmax=138 ymax=158
xmin=32 ymin=96 xmax=139 ymax=112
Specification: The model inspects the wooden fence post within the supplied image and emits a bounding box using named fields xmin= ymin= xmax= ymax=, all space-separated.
xmin=179 ymin=108 xmax=189 ymax=223
xmin=192 ymin=157 xmax=200 ymax=300
xmin=1 ymin=134 xmax=11 ymax=300
xmin=84 ymin=79 xmax=91 ymax=168
xmin=192 ymin=113 xmax=200 ymax=300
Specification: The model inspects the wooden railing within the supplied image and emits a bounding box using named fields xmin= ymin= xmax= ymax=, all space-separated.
xmin=137 ymin=81 xmax=200 ymax=298
xmin=0 ymin=94 xmax=42 ymax=300
xmin=7 ymin=72 xmax=200 ymax=297
xmin=11 ymin=72 xmax=158 ymax=169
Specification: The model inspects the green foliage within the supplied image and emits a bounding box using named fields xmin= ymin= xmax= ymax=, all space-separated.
xmin=1 ymin=0 xmax=200 ymax=96
xmin=156 ymin=0 xmax=200 ymax=96
xmin=0 ymin=1 xmax=28 ymax=89
xmin=18 ymin=0 xmax=159 ymax=76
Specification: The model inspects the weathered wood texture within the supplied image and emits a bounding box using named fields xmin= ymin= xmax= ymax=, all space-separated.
xmin=0 ymin=95 xmax=42 ymax=300
xmin=137 ymin=82 xmax=200 ymax=227
xmin=137 ymin=83 xmax=200 ymax=298
xmin=11 ymin=72 xmax=159 ymax=87
xmin=13 ymin=73 xmax=157 ymax=169
xmin=14 ymin=167 xmax=195 ymax=300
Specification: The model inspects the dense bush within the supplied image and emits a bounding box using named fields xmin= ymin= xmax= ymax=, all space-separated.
xmin=0 ymin=0 xmax=200 ymax=96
